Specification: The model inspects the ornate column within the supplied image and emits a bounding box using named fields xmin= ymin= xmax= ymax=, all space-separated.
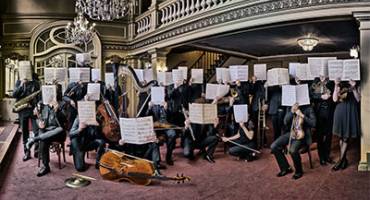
xmin=354 ymin=12 xmax=370 ymax=171
xmin=125 ymin=55 xmax=140 ymax=117
xmin=148 ymin=48 xmax=170 ymax=79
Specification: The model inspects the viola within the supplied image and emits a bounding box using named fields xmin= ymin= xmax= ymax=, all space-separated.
xmin=99 ymin=149 xmax=190 ymax=186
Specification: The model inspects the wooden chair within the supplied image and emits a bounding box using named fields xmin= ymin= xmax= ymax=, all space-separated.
xmin=38 ymin=141 xmax=67 ymax=169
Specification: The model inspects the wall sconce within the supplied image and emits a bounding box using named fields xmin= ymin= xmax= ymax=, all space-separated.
xmin=297 ymin=34 xmax=319 ymax=52
xmin=350 ymin=45 xmax=360 ymax=58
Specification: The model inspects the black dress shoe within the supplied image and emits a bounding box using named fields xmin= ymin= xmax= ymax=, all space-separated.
xmin=204 ymin=155 xmax=215 ymax=163
xmin=276 ymin=168 xmax=293 ymax=177
xmin=23 ymin=151 xmax=31 ymax=162
xmin=37 ymin=166 xmax=50 ymax=177
xmin=156 ymin=163 xmax=167 ymax=170
xmin=332 ymin=160 xmax=343 ymax=171
xmin=320 ymin=160 xmax=327 ymax=166
xmin=340 ymin=158 xmax=348 ymax=170
xmin=292 ymin=173 xmax=303 ymax=180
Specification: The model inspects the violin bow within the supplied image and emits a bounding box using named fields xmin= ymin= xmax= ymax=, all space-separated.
xmin=216 ymin=134 xmax=261 ymax=154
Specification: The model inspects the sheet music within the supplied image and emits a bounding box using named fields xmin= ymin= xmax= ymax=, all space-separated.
xmin=172 ymin=69 xmax=184 ymax=83
xmin=91 ymin=68 xmax=101 ymax=81
xmin=44 ymin=68 xmax=67 ymax=83
xmin=282 ymin=84 xmax=310 ymax=106
xmin=41 ymin=85 xmax=57 ymax=105
xmin=69 ymin=68 xmax=90 ymax=83
xmin=144 ymin=69 xmax=154 ymax=82
xmin=216 ymin=68 xmax=230 ymax=83
xmin=328 ymin=60 xmax=344 ymax=80
xmin=157 ymin=72 xmax=173 ymax=86
xmin=76 ymin=53 xmax=91 ymax=65
xmin=216 ymin=68 xmax=223 ymax=82
xmin=295 ymin=64 xmax=309 ymax=80
xmin=253 ymin=64 xmax=267 ymax=80
xmin=189 ymin=103 xmax=217 ymax=124
xmin=308 ymin=57 xmax=336 ymax=79
xmin=54 ymin=68 xmax=67 ymax=83
xmin=191 ymin=69 xmax=203 ymax=84
xmin=178 ymin=66 xmax=188 ymax=80
xmin=119 ymin=116 xmax=156 ymax=145
xmin=105 ymin=73 xmax=115 ymax=88
xmin=78 ymin=101 xmax=97 ymax=125
xmin=229 ymin=65 xmax=249 ymax=82
xmin=87 ymin=83 xmax=101 ymax=101
xmin=267 ymin=68 xmax=289 ymax=86
xmin=343 ymin=59 xmax=360 ymax=81
xmin=151 ymin=87 xmax=165 ymax=105
xmin=205 ymin=84 xmax=230 ymax=100
xmin=134 ymin=69 xmax=144 ymax=82
xmin=289 ymin=63 xmax=299 ymax=76
xmin=44 ymin=68 xmax=54 ymax=83
xmin=233 ymin=104 xmax=248 ymax=123
xmin=18 ymin=61 xmax=33 ymax=80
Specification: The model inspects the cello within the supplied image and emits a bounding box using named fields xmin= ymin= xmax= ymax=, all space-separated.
xmin=97 ymin=94 xmax=121 ymax=142
xmin=99 ymin=149 xmax=190 ymax=186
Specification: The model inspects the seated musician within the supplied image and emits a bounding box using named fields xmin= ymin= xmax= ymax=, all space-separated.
xmin=25 ymin=99 xmax=66 ymax=177
xmin=270 ymin=103 xmax=316 ymax=180
xmin=221 ymin=120 xmax=257 ymax=161
xmin=69 ymin=114 xmax=106 ymax=172
xmin=146 ymin=101 xmax=177 ymax=166
xmin=183 ymin=118 xmax=219 ymax=163
xmin=62 ymin=81 xmax=87 ymax=129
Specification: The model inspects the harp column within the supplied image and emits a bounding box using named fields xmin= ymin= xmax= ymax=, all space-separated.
xmin=354 ymin=12 xmax=370 ymax=171
xmin=126 ymin=55 xmax=140 ymax=117
xmin=148 ymin=48 xmax=170 ymax=79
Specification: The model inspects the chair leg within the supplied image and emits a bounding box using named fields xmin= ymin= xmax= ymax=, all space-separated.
xmin=307 ymin=148 xmax=313 ymax=169
xmin=37 ymin=141 xmax=41 ymax=168
xmin=62 ymin=143 xmax=66 ymax=163
xmin=56 ymin=145 xmax=62 ymax=169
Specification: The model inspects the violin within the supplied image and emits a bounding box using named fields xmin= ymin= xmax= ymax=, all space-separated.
xmin=99 ymin=149 xmax=191 ymax=186
xmin=97 ymin=95 xmax=121 ymax=142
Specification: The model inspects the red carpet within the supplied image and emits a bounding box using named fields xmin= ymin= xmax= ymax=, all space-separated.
xmin=0 ymin=132 xmax=369 ymax=200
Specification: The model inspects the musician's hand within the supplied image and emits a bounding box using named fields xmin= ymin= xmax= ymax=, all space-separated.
xmin=78 ymin=122 xmax=87 ymax=132
xmin=291 ymin=103 xmax=299 ymax=114
xmin=148 ymin=101 xmax=153 ymax=108
xmin=38 ymin=121 xmax=45 ymax=129
xmin=213 ymin=118 xmax=219 ymax=127
xmin=262 ymin=104 xmax=268 ymax=112
xmin=251 ymin=76 xmax=257 ymax=84
xmin=33 ymin=107 xmax=39 ymax=116
xmin=296 ymin=109 xmax=304 ymax=118
xmin=118 ymin=139 xmax=125 ymax=146
xmin=349 ymin=79 xmax=356 ymax=88
xmin=335 ymin=78 xmax=341 ymax=86
xmin=229 ymin=96 xmax=235 ymax=106
xmin=184 ymin=119 xmax=190 ymax=129
xmin=163 ymin=102 xmax=168 ymax=110
xmin=70 ymin=101 xmax=76 ymax=108
xmin=239 ymin=122 xmax=246 ymax=128
xmin=51 ymin=100 xmax=59 ymax=110
xmin=321 ymin=94 xmax=330 ymax=100
xmin=212 ymin=97 xmax=219 ymax=104
xmin=221 ymin=137 xmax=229 ymax=142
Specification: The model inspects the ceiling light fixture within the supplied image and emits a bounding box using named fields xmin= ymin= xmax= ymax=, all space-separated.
xmin=65 ymin=12 xmax=96 ymax=50
xmin=297 ymin=34 xmax=319 ymax=52
xmin=75 ymin=0 xmax=130 ymax=21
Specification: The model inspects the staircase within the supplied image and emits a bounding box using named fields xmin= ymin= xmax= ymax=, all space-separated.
xmin=189 ymin=51 xmax=230 ymax=82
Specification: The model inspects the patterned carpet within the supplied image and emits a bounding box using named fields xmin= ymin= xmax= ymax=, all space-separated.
xmin=0 ymin=134 xmax=369 ymax=200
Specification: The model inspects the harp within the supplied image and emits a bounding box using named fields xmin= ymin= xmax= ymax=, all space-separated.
xmin=113 ymin=64 xmax=157 ymax=117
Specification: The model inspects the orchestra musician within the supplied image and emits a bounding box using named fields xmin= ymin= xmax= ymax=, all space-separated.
xmin=270 ymin=103 xmax=316 ymax=180
xmin=13 ymin=71 xmax=41 ymax=161
xmin=263 ymin=85 xmax=285 ymax=141
xmin=146 ymin=101 xmax=177 ymax=166
xmin=310 ymin=76 xmax=335 ymax=165
xmin=331 ymin=79 xmax=361 ymax=171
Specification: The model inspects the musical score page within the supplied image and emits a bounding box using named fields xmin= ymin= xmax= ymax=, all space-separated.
xmin=189 ymin=103 xmax=217 ymax=124
xmin=267 ymin=68 xmax=289 ymax=86
xmin=295 ymin=64 xmax=309 ymax=80
xmin=254 ymin=64 xmax=267 ymax=80
xmin=157 ymin=72 xmax=173 ymax=86
xmin=18 ymin=61 xmax=33 ymax=80
xmin=233 ymin=104 xmax=248 ymax=123
xmin=151 ymin=87 xmax=165 ymax=105
xmin=328 ymin=60 xmax=344 ymax=80
xmin=178 ymin=66 xmax=188 ymax=80
xmin=78 ymin=101 xmax=97 ymax=125
xmin=308 ymin=57 xmax=336 ymax=79
xmin=343 ymin=59 xmax=360 ymax=81
xmin=120 ymin=116 xmax=156 ymax=144
xmin=282 ymin=84 xmax=310 ymax=106
xmin=42 ymin=85 xmax=57 ymax=105
xmin=172 ymin=69 xmax=184 ymax=83
xmin=87 ymin=83 xmax=101 ymax=101
xmin=229 ymin=65 xmax=249 ymax=82
xmin=191 ymin=69 xmax=203 ymax=84
xmin=105 ymin=73 xmax=115 ymax=88
xmin=91 ymin=68 xmax=101 ymax=81
xmin=205 ymin=84 xmax=229 ymax=100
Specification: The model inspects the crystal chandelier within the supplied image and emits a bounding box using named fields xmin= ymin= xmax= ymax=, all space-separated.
xmin=297 ymin=34 xmax=319 ymax=52
xmin=75 ymin=0 xmax=130 ymax=21
xmin=65 ymin=12 xmax=96 ymax=46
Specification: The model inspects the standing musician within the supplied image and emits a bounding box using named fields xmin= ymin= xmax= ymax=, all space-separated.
xmin=13 ymin=71 xmax=40 ymax=161
xmin=310 ymin=76 xmax=335 ymax=165
xmin=233 ymin=79 xmax=250 ymax=105
xmin=69 ymin=115 xmax=106 ymax=172
xmin=249 ymin=77 xmax=266 ymax=136
xmin=221 ymin=120 xmax=257 ymax=161
xmin=263 ymin=85 xmax=285 ymax=141
xmin=146 ymin=101 xmax=177 ymax=166
xmin=271 ymin=103 xmax=316 ymax=180
xmin=168 ymin=80 xmax=186 ymax=127
xmin=26 ymin=99 xmax=66 ymax=176
xmin=183 ymin=118 xmax=219 ymax=163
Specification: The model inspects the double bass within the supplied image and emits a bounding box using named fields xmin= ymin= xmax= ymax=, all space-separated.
xmin=99 ymin=149 xmax=190 ymax=186
xmin=97 ymin=94 xmax=121 ymax=142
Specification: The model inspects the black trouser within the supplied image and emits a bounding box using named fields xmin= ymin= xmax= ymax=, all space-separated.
xmin=271 ymin=133 xmax=303 ymax=174
xmin=183 ymin=135 xmax=218 ymax=158
xmin=228 ymin=141 xmax=257 ymax=159
xmin=19 ymin=112 xmax=38 ymax=154
xmin=157 ymin=129 xmax=177 ymax=161
xmin=270 ymin=109 xmax=285 ymax=141
xmin=316 ymin=109 xmax=332 ymax=162
xmin=70 ymin=137 xmax=105 ymax=172
xmin=39 ymin=127 xmax=65 ymax=167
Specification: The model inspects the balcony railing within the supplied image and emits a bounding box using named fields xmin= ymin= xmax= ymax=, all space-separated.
xmin=135 ymin=10 xmax=152 ymax=35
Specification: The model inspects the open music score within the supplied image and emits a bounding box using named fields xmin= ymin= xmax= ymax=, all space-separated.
xmin=282 ymin=84 xmax=310 ymax=106
xmin=18 ymin=61 xmax=33 ymax=80
xmin=172 ymin=69 xmax=184 ymax=83
xmin=233 ymin=104 xmax=248 ymax=123
xmin=44 ymin=68 xmax=67 ymax=83
xmin=191 ymin=69 xmax=204 ymax=84
xmin=119 ymin=116 xmax=156 ymax=145
xmin=295 ymin=64 xmax=310 ymax=81
xmin=253 ymin=64 xmax=267 ymax=81
xmin=216 ymin=68 xmax=230 ymax=83
xmin=229 ymin=65 xmax=249 ymax=82
xmin=328 ymin=59 xmax=360 ymax=81
xmin=267 ymin=68 xmax=289 ymax=86
xmin=134 ymin=69 xmax=153 ymax=82
xmin=87 ymin=83 xmax=101 ymax=101
xmin=151 ymin=87 xmax=165 ymax=105
xmin=178 ymin=66 xmax=188 ymax=80
xmin=91 ymin=68 xmax=101 ymax=81
xmin=78 ymin=101 xmax=98 ymax=125
xmin=189 ymin=103 xmax=217 ymax=124
xmin=205 ymin=84 xmax=230 ymax=100
xmin=308 ymin=57 xmax=337 ymax=78
xmin=69 ymin=68 xmax=91 ymax=83
xmin=157 ymin=72 xmax=173 ymax=86
xmin=105 ymin=73 xmax=115 ymax=88
xmin=41 ymin=85 xmax=57 ymax=105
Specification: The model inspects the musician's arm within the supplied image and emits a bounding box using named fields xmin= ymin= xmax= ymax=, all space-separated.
xmin=353 ymin=86 xmax=361 ymax=103
xmin=333 ymin=85 xmax=340 ymax=103
xmin=283 ymin=109 xmax=293 ymax=127
xmin=12 ymin=80 xmax=26 ymax=98
xmin=69 ymin=118 xmax=80 ymax=138
xmin=303 ymin=108 xmax=316 ymax=128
